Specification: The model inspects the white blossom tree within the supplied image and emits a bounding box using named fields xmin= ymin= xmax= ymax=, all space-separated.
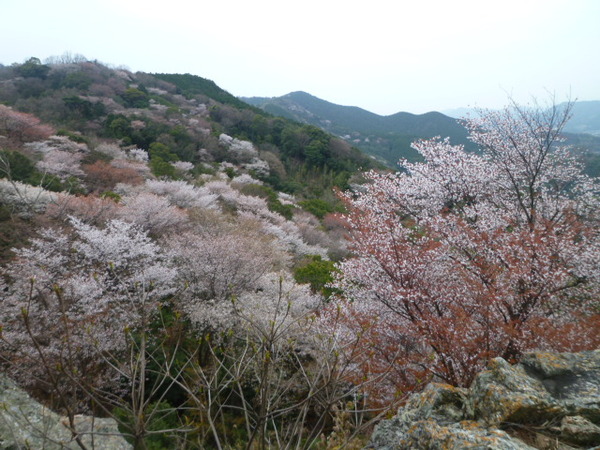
xmin=1 ymin=217 xmax=177 ymax=398
xmin=118 ymin=191 xmax=188 ymax=235
xmin=145 ymin=179 xmax=217 ymax=209
xmin=168 ymin=217 xmax=289 ymax=328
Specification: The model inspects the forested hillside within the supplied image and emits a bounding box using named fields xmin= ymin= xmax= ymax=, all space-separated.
xmin=1 ymin=56 xmax=599 ymax=449
xmin=244 ymin=92 xmax=600 ymax=176
xmin=243 ymin=91 xmax=474 ymax=167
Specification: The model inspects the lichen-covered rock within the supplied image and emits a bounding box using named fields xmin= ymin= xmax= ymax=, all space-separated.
xmin=369 ymin=383 xmax=469 ymax=449
xmin=520 ymin=350 xmax=600 ymax=422
xmin=0 ymin=374 xmax=131 ymax=449
xmin=369 ymin=384 xmax=535 ymax=449
xmin=369 ymin=350 xmax=600 ymax=449
xmin=470 ymin=357 xmax=562 ymax=426
xmin=403 ymin=383 xmax=468 ymax=423
xmin=559 ymin=415 xmax=600 ymax=446
xmin=396 ymin=420 xmax=535 ymax=450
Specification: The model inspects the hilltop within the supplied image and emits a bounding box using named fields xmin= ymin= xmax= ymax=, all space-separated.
xmin=244 ymin=92 xmax=600 ymax=173
xmin=242 ymin=91 xmax=473 ymax=167
xmin=0 ymin=58 xmax=377 ymax=201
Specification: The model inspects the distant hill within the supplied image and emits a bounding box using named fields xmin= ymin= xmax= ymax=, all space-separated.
xmin=242 ymin=91 xmax=473 ymax=167
xmin=440 ymin=107 xmax=478 ymax=119
xmin=0 ymin=59 xmax=377 ymax=208
xmin=563 ymin=101 xmax=600 ymax=136
xmin=153 ymin=73 xmax=261 ymax=112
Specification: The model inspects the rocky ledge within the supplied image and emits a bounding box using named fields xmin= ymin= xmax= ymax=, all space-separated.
xmin=369 ymin=350 xmax=600 ymax=449
xmin=0 ymin=374 xmax=131 ymax=449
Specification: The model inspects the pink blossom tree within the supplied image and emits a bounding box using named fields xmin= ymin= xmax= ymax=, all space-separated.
xmin=329 ymin=101 xmax=600 ymax=391
xmin=0 ymin=105 xmax=54 ymax=146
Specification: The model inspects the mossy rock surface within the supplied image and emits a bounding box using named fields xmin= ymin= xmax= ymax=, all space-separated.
xmin=369 ymin=350 xmax=600 ymax=449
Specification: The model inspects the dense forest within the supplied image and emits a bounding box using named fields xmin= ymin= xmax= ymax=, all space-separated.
xmin=1 ymin=55 xmax=599 ymax=449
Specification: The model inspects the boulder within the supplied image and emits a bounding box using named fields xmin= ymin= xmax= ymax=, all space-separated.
xmin=470 ymin=357 xmax=562 ymax=426
xmin=521 ymin=351 xmax=600 ymax=422
xmin=369 ymin=350 xmax=600 ymax=449
xmin=0 ymin=374 xmax=131 ymax=449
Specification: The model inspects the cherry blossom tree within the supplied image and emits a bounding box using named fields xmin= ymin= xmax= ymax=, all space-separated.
xmin=22 ymin=136 xmax=88 ymax=186
xmin=83 ymin=160 xmax=144 ymax=192
xmin=118 ymin=191 xmax=188 ymax=236
xmin=145 ymin=179 xmax=217 ymax=209
xmin=0 ymin=105 xmax=54 ymax=146
xmin=172 ymin=271 xmax=382 ymax=449
xmin=35 ymin=148 xmax=85 ymax=180
xmin=1 ymin=217 xmax=177 ymax=402
xmin=168 ymin=217 xmax=289 ymax=328
xmin=0 ymin=178 xmax=56 ymax=217
xmin=45 ymin=192 xmax=120 ymax=225
xmin=202 ymin=179 xmax=329 ymax=259
xmin=330 ymin=100 xmax=600 ymax=390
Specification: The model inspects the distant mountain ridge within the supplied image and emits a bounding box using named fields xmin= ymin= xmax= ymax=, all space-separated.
xmin=563 ymin=101 xmax=600 ymax=136
xmin=242 ymin=91 xmax=472 ymax=167
xmin=443 ymin=101 xmax=600 ymax=137
xmin=243 ymin=93 xmax=600 ymax=168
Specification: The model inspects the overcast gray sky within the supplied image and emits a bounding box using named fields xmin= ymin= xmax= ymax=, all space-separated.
xmin=2 ymin=0 xmax=599 ymax=115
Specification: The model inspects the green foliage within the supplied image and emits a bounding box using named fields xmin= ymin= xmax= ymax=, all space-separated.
xmin=82 ymin=149 xmax=113 ymax=165
xmin=247 ymin=91 xmax=474 ymax=169
xmin=15 ymin=57 xmax=50 ymax=79
xmin=583 ymin=153 xmax=600 ymax=178
xmin=269 ymin=199 xmax=294 ymax=220
xmin=113 ymin=401 xmax=181 ymax=450
xmin=298 ymin=198 xmax=336 ymax=219
xmin=62 ymin=71 xmax=92 ymax=90
xmin=237 ymin=183 xmax=294 ymax=219
xmin=28 ymin=172 xmax=61 ymax=191
xmin=153 ymin=73 xmax=258 ymax=111
xmin=134 ymin=121 xmax=171 ymax=150
xmin=149 ymin=142 xmax=178 ymax=162
xmin=103 ymin=116 xmax=182 ymax=156
xmin=166 ymin=125 xmax=197 ymax=162
xmin=121 ymin=87 xmax=150 ymax=108
xmin=100 ymin=191 xmax=122 ymax=202
xmin=224 ymin=166 xmax=236 ymax=179
xmin=149 ymin=143 xmax=178 ymax=178
xmin=56 ymin=129 xmax=89 ymax=144
xmin=0 ymin=150 xmax=37 ymax=183
xmin=293 ymin=255 xmax=340 ymax=298
xmin=62 ymin=176 xmax=85 ymax=195
xmin=63 ymin=95 xmax=106 ymax=120
xmin=191 ymin=163 xmax=216 ymax=177
xmin=104 ymin=114 xmax=132 ymax=140
xmin=15 ymin=78 xmax=47 ymax=98
xmin=150 ymin=158 xmax=176 ymax=178
xmin=148 ymin=94 xmax=178 ymax=109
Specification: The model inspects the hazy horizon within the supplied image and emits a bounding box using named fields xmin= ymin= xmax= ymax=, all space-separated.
xmin=2 ymin=0 xmax=599 ymax=115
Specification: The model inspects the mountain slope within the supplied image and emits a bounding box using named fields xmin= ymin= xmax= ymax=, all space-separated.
xmin=242 ymin=91 xmax=472 ymax=167
xmin=153 ymin=72 xmax=261 ymax=112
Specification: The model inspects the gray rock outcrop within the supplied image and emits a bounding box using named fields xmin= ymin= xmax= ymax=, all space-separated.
xmin=0 ymin=374 xmax=131 ymax=449
xmin=369 ymin=349 xmax=600 ymax=449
